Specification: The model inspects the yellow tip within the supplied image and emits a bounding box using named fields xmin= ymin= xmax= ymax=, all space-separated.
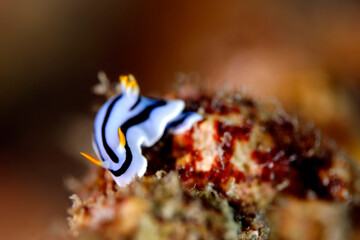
xmin=119 ymin=75 xmax=129 ymax=85
xmin=80 ymin=152 xmax=103 ymax=167
xmin=119 ymin=74 xmax=139 ymax=94
xmin=127 ymin=80 xmax=138 ymax=92
xmin=128 ymin=74 xmax=136 ymax=82
xmin=118 ymin=128 xmax=126 ymax=147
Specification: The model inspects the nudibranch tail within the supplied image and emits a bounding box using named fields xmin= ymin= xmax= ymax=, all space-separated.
xmin=80 ymin=152 xmax=103 ymax=167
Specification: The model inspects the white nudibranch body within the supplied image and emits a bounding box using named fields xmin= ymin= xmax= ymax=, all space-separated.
xmin=81 ymin=75 xmax=202 ymax=186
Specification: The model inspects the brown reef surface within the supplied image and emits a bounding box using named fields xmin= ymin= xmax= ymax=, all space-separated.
xmin=68 ymin=90 xmax=360 ymax=240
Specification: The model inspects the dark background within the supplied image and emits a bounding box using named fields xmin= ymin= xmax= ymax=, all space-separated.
xmin=1 ymin=1 xmax=360 ymax=239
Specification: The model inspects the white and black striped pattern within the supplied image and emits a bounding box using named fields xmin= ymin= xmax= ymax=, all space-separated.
xmin=92 ymin=89 xmax=201 ymax=186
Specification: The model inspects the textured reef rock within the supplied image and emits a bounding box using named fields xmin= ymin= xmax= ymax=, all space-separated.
xmin=68 ymin=170 xmax=269 ymax=240
xmin=68 ymin=91 xmax=360 ymax=240
xmin=173 ymin=95 xmax=360 ymax=207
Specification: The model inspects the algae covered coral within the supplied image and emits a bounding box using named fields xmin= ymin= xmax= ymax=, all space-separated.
xmin=68 ymin=76 xmax=360 ymax=240
xmin=69 ymin=170 xmax=269 ymax=240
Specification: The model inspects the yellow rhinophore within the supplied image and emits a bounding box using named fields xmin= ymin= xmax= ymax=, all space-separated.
xmin=80 ymin=152 xmax=103 ymax=167
xmin=118 ymin=128 xmax=126 ymax=147
xmin=120 ymin=75 xmax=129 ymax=86
xmin=127 ymin=80 xmax=138 ymax=92
xmin=128 ymin=74 xmax=136 ymax=82
xmin=119 ymin=74 xmax=139 ymax=93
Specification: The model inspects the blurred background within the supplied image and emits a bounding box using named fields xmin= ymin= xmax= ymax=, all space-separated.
xmin=1 ymin=0 xmax=360 ymax=239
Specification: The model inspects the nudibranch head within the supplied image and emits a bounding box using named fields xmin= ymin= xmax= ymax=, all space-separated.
xmin=82 ymin=75 xmax=139 ymax=183
xmin=81 ymin=74 xmax=202 ymax=186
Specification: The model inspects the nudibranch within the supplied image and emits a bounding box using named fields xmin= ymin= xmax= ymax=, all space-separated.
xmin=81 ymin=74 xmax=202 ymax=186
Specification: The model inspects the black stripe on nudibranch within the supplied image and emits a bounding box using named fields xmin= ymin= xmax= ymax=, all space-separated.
xmin=121 ymin=100 xmax=167 ymax=135
xmin=130 ymin=95 xmax=141 ymax=110
xmin=110 ymin=143 xmax=133 ymax=177
xmin=101 ymin=94 xmax=123 ymax=163
xmin=166 ymin=112 xmax=190 ymax=129
xmin=94 ymin=138 xmax=105 ymax=161
xmin=110 ymin=100 xmax=167 ymax=177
